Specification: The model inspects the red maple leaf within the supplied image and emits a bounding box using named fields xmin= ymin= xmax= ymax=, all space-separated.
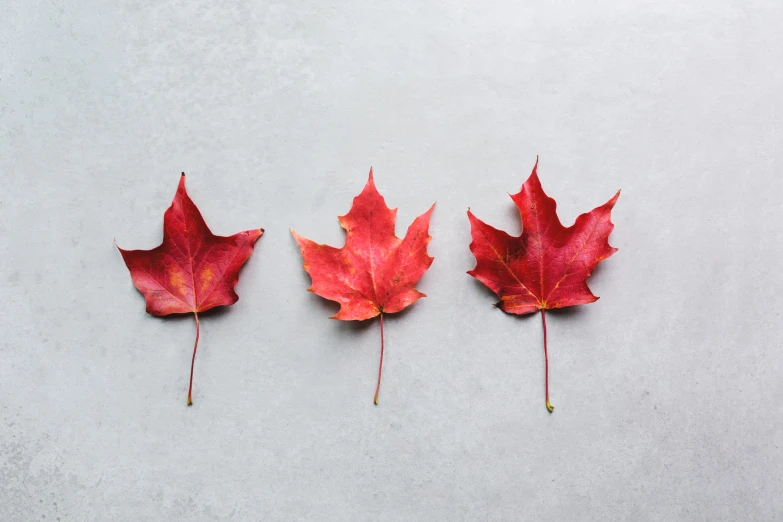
xmin=467 ymin=159 xmax=619 ymax=412
xmin=291 ymin=168 xmax=434 ymax=405
xmin=117 ymin=173 xmax=263 ymax=406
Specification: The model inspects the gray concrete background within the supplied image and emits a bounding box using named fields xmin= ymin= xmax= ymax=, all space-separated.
xmin=1 ymin=1 xmax=782 ymax=520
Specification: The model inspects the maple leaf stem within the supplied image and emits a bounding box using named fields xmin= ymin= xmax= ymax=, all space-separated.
xmin=374 ymin=312 xmax=385 ymax=406
xmin=541 ymin=309 xmax=554 ymax=413
xmin=187 ymin=312 xmax=200 ymax=407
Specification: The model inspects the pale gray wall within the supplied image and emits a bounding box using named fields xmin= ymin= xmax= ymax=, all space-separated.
xmin=1 ymin=1 xmax=782 ymax=520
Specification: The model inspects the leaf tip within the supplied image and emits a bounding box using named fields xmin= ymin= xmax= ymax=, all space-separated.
xmin=523 ymin=157 xmax=540 ymax=188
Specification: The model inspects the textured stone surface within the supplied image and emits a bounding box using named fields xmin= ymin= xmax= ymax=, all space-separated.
xmin=1 ymin=0 xmax=782 ymax=520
